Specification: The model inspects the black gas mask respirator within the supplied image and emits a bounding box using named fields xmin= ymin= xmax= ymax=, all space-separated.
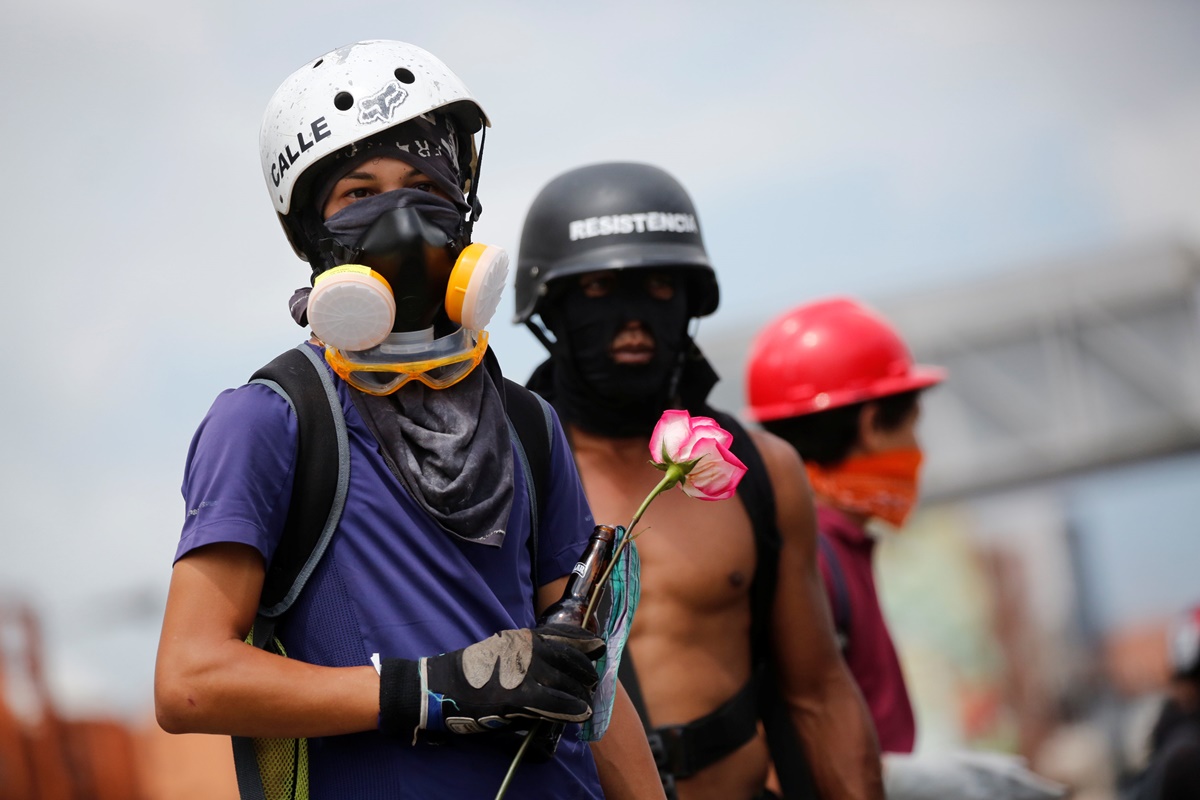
xmin=337 ymin=205 xmax=459 ymax=332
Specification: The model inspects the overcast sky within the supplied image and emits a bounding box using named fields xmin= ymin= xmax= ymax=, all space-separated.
xmin=3 ymin=1 xmax=1200 ymax=715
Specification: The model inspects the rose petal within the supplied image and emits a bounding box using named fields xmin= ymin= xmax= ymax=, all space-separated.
xmin=681 ymin=461 xmax=741 ymax=500
xmin=649 ymin=409 xmax=694 ymax=464
xmin=677 ymin=424 xmax=732 ymax=463
xmin=685 ymin=416 xmax=734 ymax=449
xmin=678 ymin=438 xmax=747 ymax=501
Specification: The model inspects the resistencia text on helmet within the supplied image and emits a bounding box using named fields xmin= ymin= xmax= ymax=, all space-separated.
xmin=271 ymin=117 xmax=333 ymax=188
xmin=568 ymin=212 xmax=698 ymax=241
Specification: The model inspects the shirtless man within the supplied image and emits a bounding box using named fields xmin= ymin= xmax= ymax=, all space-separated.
xmin=513 ymin=162 xmax=883 ymax=800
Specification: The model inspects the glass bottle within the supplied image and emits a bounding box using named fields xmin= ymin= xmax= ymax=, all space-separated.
xmin=529 ymin=524 xmax=618 ymax=760
xmin=538 ymin=524 xmax=618 ymax=632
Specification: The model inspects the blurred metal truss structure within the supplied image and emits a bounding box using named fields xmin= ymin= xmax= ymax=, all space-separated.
xmin=878 ymin=240 xmax=1200 ymax=501
xmin=706 ymin=239 xmax=1200 ymax=501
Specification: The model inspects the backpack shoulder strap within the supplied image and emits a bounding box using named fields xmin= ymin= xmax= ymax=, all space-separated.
xmin=502 ymin=378 xmax=554 ymax=592
xmin=817 ymin=533 xmax=852 ymax=654
xmin=704 ymin=409 xmax=821 ymax=799
xmin=234 ymin=345 xmax=344 ymax=800
xmin=704 ymin=409 xmax=780 ymax=667
xmin=248 ymin=344 xmax=350 ymax=629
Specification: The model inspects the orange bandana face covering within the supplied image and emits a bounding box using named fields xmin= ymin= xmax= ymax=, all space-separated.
xmin=805 ymin=448 xmax=924 ymax=529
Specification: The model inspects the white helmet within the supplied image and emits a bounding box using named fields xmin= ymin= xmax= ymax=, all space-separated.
xmin=259 ymin=40 xmax=489 ymax=264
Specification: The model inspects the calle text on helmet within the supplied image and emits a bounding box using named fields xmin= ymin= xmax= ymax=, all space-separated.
xmin=568 ymin=211 xmax=698 ymax=241
xmin=270 ymin=117 xmax=333 ymax=188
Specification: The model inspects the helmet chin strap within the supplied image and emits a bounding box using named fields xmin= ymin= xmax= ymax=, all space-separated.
xmin=461 ymin=125 xmax=486 ymax=243
xmin=666 ymin=317 xmax=702 ymax=403
xmin=525 ymin=317 xmax=557 ymax=354
xmin=298 ymin=211 xmax=338 ymax=282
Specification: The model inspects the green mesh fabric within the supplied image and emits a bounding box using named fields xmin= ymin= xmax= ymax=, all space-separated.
xmin=235 ymin=632 xmax=310 ymax=800
xmin=252 ymin=733 xmax=309 ymax=800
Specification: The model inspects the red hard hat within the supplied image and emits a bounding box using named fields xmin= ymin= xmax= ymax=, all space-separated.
xmin=745 ymin=297 xmax=945 ymax=422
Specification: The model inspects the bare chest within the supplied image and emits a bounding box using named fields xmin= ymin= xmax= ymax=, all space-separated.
xmin=576 ymin=451 xmax=757 ymax=611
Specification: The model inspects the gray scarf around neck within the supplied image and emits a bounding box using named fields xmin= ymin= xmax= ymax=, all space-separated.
xmin=352 ymin=362 xmax=514 ymax=547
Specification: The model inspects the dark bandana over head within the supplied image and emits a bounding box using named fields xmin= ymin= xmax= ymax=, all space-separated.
xmin=314 ymin=113 xmax=466 ymax=214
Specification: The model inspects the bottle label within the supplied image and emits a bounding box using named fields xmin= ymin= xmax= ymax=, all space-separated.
xmin=571 ymin=561 xmax=587 ymax=578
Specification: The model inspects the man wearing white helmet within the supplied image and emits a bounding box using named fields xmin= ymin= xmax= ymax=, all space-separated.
xmin=154 ymin=41 xmax=661 ymax=799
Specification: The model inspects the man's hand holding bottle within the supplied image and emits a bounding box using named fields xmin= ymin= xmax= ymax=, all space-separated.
xmin=377 ymin=624 xmax=605 ymax=743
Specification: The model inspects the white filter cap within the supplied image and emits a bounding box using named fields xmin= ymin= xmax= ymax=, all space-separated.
xmin=308 ymin=270 xmax=396 ymax=352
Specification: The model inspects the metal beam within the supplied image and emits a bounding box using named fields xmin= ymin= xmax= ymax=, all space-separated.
xmin=704 ymin=239 xmax=1200 ymax=500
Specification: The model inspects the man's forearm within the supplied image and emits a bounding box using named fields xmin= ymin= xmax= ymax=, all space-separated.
xmin=590 ymin=682 xmax=666 ymax=799
xmin=789 ymin=669 xmax=885 ymax=800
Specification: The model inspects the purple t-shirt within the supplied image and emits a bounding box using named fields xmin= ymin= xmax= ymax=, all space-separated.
xmin=176 ymin=349 xmax=602 ymax=798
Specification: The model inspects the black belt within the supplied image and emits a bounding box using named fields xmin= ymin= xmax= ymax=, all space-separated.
xmin=646 ymin=678 xmax=759 ymax=781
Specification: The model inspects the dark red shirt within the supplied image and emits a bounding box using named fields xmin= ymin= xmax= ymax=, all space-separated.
xmin=815 ymin=504 xmax=916 ymax=753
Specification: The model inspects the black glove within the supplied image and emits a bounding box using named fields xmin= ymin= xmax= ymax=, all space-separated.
xmin=379 ymin=624 xmax=605 ymax=741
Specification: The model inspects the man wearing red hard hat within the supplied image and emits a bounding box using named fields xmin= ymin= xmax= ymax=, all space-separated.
xmin=746 ymin=297 xmax=1067 ymax=800
xmin=747 ymin=297 xmax=941 ymax=753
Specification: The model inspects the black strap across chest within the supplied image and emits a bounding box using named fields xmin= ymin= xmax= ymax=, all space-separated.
xmin=705 ymin=409 xmax=780 ymax=670
xmin=644 ymin=677 xmax=759 ymax=792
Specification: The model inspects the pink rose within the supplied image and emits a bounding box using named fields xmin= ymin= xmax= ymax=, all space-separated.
xmin=649 ymin=410 xmax=747 ymax=501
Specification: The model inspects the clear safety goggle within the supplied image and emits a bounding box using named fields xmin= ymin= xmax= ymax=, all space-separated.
xmin=324 ymin=328 xmax=489 ymax=395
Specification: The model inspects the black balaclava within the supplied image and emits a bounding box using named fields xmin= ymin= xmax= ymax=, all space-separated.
xmin=533 ymin=269 xmax=700 ymax=437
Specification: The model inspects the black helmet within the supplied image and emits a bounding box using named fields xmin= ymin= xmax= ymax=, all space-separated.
xmin=513 ymin=162 xmax=720 ymax=323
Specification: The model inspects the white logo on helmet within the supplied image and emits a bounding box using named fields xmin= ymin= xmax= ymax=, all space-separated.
xmin=358 ymin=82 xmax=410 ymax=125
xmin=568 ymin=212 xmax=698 ymax=241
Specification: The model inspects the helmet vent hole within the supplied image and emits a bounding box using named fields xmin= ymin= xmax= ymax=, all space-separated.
xmin=395 ymin=68 xmax=416 ymax=84
xmin=334 ymin=91 xmax=354 ymax=111
xmin=312 ymin=59 xmax=324 ymax=69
